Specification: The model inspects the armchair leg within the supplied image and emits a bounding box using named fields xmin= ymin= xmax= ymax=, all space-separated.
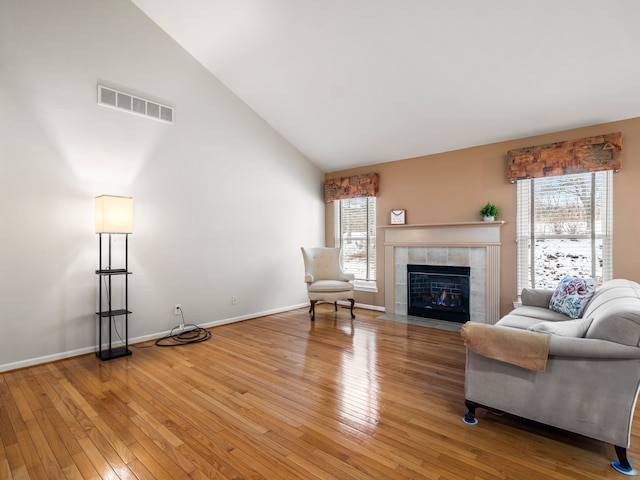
xmin=308 ymin=299 xmax=354 ymax=321
xmin=613 ymin=446 xmax=637 ymax=475
xmin=310 ymin=300 xmax=317 ymax=321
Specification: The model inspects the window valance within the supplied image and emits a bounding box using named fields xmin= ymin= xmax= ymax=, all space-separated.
xmin=324 ymin=173 xmax=379 ymax=202
xmin=507 ymin=132 xmax=622 ymax=183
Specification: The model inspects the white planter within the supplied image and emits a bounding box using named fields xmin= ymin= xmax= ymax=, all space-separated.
xmin=483 ymin=216 xmax=494 ymax=222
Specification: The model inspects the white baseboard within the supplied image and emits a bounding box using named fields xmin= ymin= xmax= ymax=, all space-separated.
xmin=0 ymin=302 xmax=385 ymax=373
xmin=356 ymin=302 xmax=385 ymax=312
xmin=0 ymin=345 xmax=100 ymax=373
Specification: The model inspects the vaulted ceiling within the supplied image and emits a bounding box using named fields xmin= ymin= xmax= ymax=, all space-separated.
xmin=131 ymin=0 xmax=640 ymax=172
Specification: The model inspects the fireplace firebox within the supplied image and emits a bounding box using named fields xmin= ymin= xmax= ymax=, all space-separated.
xmin=407 ymin=264 xmax=470 ymax=323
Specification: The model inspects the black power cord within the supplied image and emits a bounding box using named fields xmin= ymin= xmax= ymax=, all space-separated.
xmin=155 ymin=307 xmax=212 ymax=347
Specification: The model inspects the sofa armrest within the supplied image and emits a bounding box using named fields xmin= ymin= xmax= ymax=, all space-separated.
xmin=549 ymin=336 xmax=640 ymax=359
xmin=521 ymin=288 xmax=554 ymax=308
xmin=304 ymin=273 xmax=314 ymax=283
xmin=461 ymin=323 xmax=550 ymax=372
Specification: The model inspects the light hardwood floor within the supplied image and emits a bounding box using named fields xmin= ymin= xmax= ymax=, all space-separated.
xmin=1 ymin=305 xmax=637 ymax=479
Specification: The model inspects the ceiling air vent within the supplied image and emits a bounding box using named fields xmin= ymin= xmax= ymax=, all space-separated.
xmin=97 ymin=84 xmax=174 ymax=124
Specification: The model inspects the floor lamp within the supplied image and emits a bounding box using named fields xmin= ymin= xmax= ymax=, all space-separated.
xmin=94 ymin=195 xmax=133 ymax=360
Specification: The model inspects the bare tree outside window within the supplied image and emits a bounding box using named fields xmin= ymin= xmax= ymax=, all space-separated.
xmin=517 ymin=171 xmax=612 ymax=294
xmin=334 ymin=197 xmax=376 ymax=282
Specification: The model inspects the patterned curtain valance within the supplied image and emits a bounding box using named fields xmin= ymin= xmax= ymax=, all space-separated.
xmin=507 ymin=132 xmax=622 ymax=182
xmin=324 ymin=173 xmax=379 ymax=202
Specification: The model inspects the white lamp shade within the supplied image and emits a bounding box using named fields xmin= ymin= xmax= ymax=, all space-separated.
xmin=95 ymin=195 xmax=133 ymax=233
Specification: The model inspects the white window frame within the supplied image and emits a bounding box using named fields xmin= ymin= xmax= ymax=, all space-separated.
xmin=516 ymin=170 xmax=613 ymax=298
xmin=334 ymin=197 xmax=378 ymax=292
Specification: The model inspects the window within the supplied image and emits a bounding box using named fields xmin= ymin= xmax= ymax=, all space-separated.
xmin=334 ymin=197 xmax=376 ymax=288
xmin=516 ymin=171 xmax=613 ymax=295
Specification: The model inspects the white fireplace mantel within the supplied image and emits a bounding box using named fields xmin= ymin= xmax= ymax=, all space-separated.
xmin=382 ymin=221 xmax=505 ymax=324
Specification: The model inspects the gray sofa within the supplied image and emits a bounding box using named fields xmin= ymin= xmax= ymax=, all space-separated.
xmin=462 ymin=279 xmax=640 ymax=475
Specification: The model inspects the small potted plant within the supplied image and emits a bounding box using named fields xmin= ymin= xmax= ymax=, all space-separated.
xmin=479 ymin=202 xmax=499 ymax=221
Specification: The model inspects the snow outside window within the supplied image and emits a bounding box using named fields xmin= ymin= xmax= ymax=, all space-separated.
xmin=516 ymin=171 xmax=613 ymax=296
xmin=334 ymin=197 xmax=377 ymax=289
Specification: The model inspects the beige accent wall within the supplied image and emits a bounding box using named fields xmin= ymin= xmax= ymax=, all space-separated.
xmin=326 ymin=117 xmax=640 ymax=317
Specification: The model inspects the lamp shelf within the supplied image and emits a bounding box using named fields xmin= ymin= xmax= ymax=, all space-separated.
xmin=95 ymin=309 xmax=131 ymax=318
xmin=95 ymin=269 xmax=130 ymax=275
xmin=95 ymin=231 xmax=132 ymax=361
xmin=96 ymin=346 xmax=132 ymax=361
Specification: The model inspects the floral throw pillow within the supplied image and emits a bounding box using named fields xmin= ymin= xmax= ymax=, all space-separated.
xmin=549 ymin=276 xmax=597 ymax=319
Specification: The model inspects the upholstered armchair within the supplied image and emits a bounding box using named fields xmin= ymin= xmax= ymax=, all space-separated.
xmin=300 ymin=247 xmax=356 ymax=321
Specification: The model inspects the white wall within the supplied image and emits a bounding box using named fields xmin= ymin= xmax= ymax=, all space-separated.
xmin=0 ymin=0 xmax=325 ymax=370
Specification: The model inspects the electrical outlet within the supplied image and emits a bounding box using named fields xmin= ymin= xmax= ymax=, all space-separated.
xmin=232 ymin=296 xmax=237 ymax=305
xmin=174 ymin=304 xmax=181 ymax=315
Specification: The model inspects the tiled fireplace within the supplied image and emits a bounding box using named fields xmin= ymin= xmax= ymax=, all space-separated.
xmin=407 ymin=264 xmax=470 ymax=322
xmin=382 ymin=222 xmax=504 ymax=324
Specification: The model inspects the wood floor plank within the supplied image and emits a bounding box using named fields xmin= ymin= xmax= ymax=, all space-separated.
xmin=0 ymin=431 xmax=13 ymax=480
xmin=1 ymin=305 xmax=638 ymax=479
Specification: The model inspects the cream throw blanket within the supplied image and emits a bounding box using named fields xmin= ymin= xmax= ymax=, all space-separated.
xmin=461 ymin=322 xmax=551 ymax=372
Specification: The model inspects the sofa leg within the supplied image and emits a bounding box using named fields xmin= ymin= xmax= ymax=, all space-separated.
xmin=462 ymin=400 xmax=479 ymax=425
xmin=349 ymin=298 xmax=355 ymax=318
xmin=334 ymin=301 xmax=338 ymax=312
xmin=612 ymin=445 xmax=637 ymax=475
